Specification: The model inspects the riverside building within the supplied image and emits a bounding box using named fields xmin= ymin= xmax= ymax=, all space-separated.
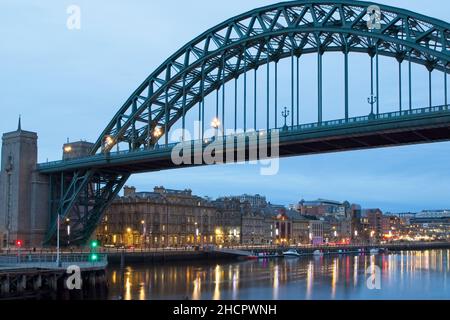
xmin=97 ymin=186 xmax=217 ymax=248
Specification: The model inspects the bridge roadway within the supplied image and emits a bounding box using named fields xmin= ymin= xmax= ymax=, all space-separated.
xmin=38 ymin=105 xmax=450 ymax=174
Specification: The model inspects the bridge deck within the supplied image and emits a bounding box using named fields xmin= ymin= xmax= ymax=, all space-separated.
xmin=37 ymin=105 xmax=450 ymax=174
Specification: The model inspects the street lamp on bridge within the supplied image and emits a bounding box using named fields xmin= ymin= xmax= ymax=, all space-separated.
xmin=211 ymin=117 xmax=221 ymax=136
xmin=282 ymin=107 xmax=290 ymax=131
xmin=368 ymin=95 xmax=378 ymax=118
xmin=153 ymin=127 xmax=163 ymax=138
xmin=102 ymin=135 xmax=116 ymax=153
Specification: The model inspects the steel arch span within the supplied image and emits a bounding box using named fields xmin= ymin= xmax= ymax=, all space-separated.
xmin=94 ymin=0 xmax=450 ymax=154
xmin=41 ymin=0 xmax=450 ymax=245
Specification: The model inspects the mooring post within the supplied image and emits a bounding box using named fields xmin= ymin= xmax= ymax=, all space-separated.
xmin=49 ymin=273 xmax=58 ymax=292
xmin=34 ymin=274 xmax=42 ymax=291
xmin=18 ymin=275 xmax=26 ymax=294
xmin=89 ymin=272 xmax=96 ymax=288
xmin=1 ymin=276 xmax=10 ymax=295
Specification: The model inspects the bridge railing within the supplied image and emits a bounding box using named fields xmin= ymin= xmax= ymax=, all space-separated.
xmin=37 ymin=104 xmax=449 ymax=170
xmin=284 ymin=104 xmax=450 ymax=133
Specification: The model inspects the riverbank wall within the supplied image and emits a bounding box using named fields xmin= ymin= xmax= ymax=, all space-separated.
xmin=107 ymin=242 xmax=450 ymax=265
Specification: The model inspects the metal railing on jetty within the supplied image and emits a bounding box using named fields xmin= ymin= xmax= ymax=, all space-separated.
xmin=0 ymin=253 xmax=108 ymax=270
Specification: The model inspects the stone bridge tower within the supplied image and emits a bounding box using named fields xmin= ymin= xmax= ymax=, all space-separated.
xmin=0 ymin=118 xmax=49 ymax=248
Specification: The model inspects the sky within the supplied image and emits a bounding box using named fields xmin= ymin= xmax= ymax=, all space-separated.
xmin=1 ymin=0 xmax=450 ymax=212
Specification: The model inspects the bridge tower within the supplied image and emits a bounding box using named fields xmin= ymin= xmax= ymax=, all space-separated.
xmin=0 ymin=118 xmax=49 ymax=248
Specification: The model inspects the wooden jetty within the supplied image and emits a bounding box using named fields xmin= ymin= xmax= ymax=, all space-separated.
xmin=0 ymin=254 xmax=108 ymax=300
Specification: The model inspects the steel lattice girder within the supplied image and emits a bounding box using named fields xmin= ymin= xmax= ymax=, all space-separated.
xmin=44 ymin=171 xmax=130 ymax=245
xmin=91 ymin=0 xmax=450 ymax=154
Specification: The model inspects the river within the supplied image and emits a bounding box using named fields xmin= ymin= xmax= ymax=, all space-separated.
xmin=106 ymin=250 xmax=450 ymax=300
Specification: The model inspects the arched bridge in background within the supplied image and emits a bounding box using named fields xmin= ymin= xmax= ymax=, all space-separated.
xmin=38 ymin=0 xmax=450 ymax=245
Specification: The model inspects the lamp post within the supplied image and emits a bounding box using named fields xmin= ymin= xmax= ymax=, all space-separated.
xmin=200 ymin=207 xmax=204 ymax=247
xmin=102 ymin=135 xmax=115 ymax=153
xmin=354 ymin=230 xmax=359 ymax=245
xmin=5 ymin=155 xmax=13 ymax=251
xmin=64 ymin=145 xmax=72 ymax=154
xmin=211 ymin=117 xmax=221 ymax=137
xmin=153 ymin=127 xmax=163 ymax=140
xmin=370 ymin=230 xmax=376 ymax=244
xmin=282 ymin=107 xmax=290 ymax=131
xmin=56 ymin=214 xmax=61 ymax=267
xmin=126 ymin=227 xmax=132 ymax=246
xmin=66 ymin=218 xmax=71 ymax=247
xmin=141 ymin=220 xmax=146 ymax=249
xmin=159 ymin=193 xmax=170 ymax=248
xmin=368 ymin=95 xmax=378 ymax=118
xmin=195 ymin=223 xmax=199 ymax=245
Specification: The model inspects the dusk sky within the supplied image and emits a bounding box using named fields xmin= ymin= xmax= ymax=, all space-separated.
xmin=1 ymin=0 xmax=450 ymax=212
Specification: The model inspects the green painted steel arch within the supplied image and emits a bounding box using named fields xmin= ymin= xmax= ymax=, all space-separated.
xmin=92 ymin=0 xmax=450 ymax=154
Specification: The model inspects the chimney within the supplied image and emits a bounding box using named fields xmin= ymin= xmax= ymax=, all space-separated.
xmin=123 ymin=186 xmax=136 ymax=197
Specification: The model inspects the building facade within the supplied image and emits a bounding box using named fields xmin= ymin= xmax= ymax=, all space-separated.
xmin=241 ymin=210 xmax=270 ymax=245
xmin=95 ymin=188 xmax=399 ymax=248
xmin=96 ymin=188 xmax=311 ymax=248
xmin=212 ymin=198 xmax=243 ymax=246
xmin=364 ymin=209 xmax=385 ymax=241
xmin=290 ymin=213 xmax=311 ymax=245
xmin=297 ymin=199 xmax=349 ymax=218
xmin=309 ymin=220 xmax=324 ymax=245
xmin=97 ymin=186 xmax=217 ymax=248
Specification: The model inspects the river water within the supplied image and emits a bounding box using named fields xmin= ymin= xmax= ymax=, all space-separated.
xmin=106 ymin=250 xmax=450 ymax=300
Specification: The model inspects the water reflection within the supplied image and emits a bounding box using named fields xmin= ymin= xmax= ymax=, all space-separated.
xmin=124 ymin=271 xmax=131 ymax=300
xmin=331 ymin=258 xmax=338 ymax=299
xmin=213 ymin=265 xmax=221 ymax=300
xmin=306 ymin=261 xmax=314 ymax=299
xmin=353 ymin=256 xmax=358 ymax=287
xmin=232 ymin=266 xmax=239 ymax=300
xmin=273 ymin=264 xmax=279 ymax=300
xmin=192 ymin=272 xmax=202 ymax=300
xmin=107 ymin=250 xmax=450 ymax=300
